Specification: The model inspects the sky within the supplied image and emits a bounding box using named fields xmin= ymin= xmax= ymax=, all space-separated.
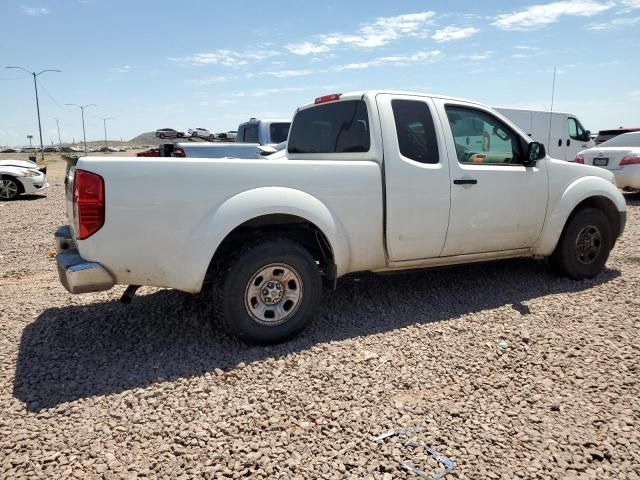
xmin=1 ymin=0 xmax=639 ymax=146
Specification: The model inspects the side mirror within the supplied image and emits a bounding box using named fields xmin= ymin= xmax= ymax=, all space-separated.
xmin=524 ymin=141 xmax=545 ymax=166
xmin=584 ymin=130 xmax=591 ymax=142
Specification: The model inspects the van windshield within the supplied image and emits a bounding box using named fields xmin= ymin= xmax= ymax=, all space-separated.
xmin=288 ymin=100 xmax=370 ymax=154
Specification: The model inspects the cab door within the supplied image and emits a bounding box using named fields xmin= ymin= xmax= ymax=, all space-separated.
xmin=435 ymin=99 xmax=549 ymax=256
xmin=376 ymin=94 xmax=451 ymax=261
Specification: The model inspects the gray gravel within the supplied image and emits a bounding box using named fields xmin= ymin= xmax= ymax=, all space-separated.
xmin=1 ymin=158 xmax=639 ymax=479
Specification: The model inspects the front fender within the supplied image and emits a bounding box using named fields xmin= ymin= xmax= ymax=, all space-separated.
xmin=534 ymin=175 xmax=626 ymax=255
xmin=182 ymin=187 xmax=350 ymax=291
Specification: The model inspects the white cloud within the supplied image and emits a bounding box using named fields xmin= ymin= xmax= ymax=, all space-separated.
xmin=230 ymin=85 xmax=341 ymax=98
xmin=457 ymin=51 xmax=493 ymax=61
xmin=189 ymin=75 xmax=235 ymax=86
xmin=286 ymin=11 xmax=435 ymax=55
xmin=170 ymin=49 xmax=279 ymax=67
xmin=21 ymin=6 xmax=49 ymax=15
xmin=333 ymin=50 xmax=443 ymax=71
xmin=432 ymin=26 xmax=478 ymax=42
xmin=492 ymin=0 xmax=614 ymax=30
xmin=619 ymin=0 xmax=640 ymax=8
xmin=265 ymin=69 xmax=314 ymax=78
xmin=111 ymin=65 xmax=131 ymax=73
xmin=587 ymin=15 xmax=640 ymax=28
xmin=514 ymin=45 xmax=541 ymax=50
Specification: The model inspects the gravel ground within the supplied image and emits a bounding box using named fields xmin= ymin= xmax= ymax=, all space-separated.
xmin=1 ymin=158 xmax=639 ymax=479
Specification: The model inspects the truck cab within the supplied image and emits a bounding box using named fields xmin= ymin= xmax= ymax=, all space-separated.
xmin=236 ymin=118 xmax=291 ymax=146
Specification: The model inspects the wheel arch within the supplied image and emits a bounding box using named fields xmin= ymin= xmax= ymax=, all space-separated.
xmin=534 ymin=176 xmax=625 ymax=256
xmin=0 ymin=174 xmax=24 ymax=196
xmin=186 ymin=187 xmax=350 ymax=292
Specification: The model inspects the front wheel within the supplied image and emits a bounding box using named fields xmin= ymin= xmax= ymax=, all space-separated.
xmin=551 ymin=208 xmax=613 ymax=279
xmin=0 ymin=177 xmax=20 ymax=200
xmin=213 ymin=238 xmax=322 ymax=344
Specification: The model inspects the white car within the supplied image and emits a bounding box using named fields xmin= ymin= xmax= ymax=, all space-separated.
xmin=0 ymin=159 xmax=48 ymax=200
xmin=55 ymin=90 xmax=625 ymax=344
xmin=189 ymin=127 xmax=214 ymax=139
xmin=576 ymin=132 xmax=640 ymax=190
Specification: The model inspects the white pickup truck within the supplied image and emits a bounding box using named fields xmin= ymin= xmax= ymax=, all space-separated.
xmin=56 ymin=91 xmax=626 ymax=344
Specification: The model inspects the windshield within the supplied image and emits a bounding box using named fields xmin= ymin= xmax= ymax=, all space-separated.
xmin=269 ymin=123 xmax=291 ymax=144
xmin=288 ymin=100 xmax=370 ymax=154
xmin=599 ymin=132 xmax=640 ymax=148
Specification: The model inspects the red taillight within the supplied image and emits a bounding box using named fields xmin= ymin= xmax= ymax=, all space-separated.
xmin=575 ymin=153 xmax=584 ymax=164
xmin=620 ymin=154 xmax=640 ymax=166
xmin=173 ymin=147 xmax=186 ymax=158
xmin=314 ymin=93 xmax=342 ymax=104
xmin=73 ymin=169 xmax=105 ymax=240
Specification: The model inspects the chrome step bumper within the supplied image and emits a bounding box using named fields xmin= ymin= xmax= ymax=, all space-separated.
xmin=55 ymin=226 xmax=115 ymax=294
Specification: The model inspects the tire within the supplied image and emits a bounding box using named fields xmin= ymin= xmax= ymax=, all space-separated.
xmin=209 ymin=134 xmax=215 ymax=140
xmin=0 ymin=177 xmax=21 ymax=200
xmin=551 ymin=207 xmax=613 ymax=279
xmin=191 ymin=132 xmax=198 ymax=137
xmin=177 ymin=133 xmax=184 ymax=138
xmin=158 ymin=133 xmax=165 ymax=139
xmin=213 ymin=238 xmax=322 ymax=344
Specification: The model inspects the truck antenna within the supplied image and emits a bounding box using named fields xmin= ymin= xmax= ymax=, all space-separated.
xmin=547 ymin=66 xmax=557 ymax=148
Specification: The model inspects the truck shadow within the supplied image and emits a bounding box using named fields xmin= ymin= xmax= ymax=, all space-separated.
xmin=14 ymin=259 xmax=619 ymax=411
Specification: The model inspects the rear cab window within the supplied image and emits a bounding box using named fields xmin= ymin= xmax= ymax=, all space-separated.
xmin=288 ymin=100 xmax=370 ymax=154
xmin=391 ymin=99 xmax=439 ymax=164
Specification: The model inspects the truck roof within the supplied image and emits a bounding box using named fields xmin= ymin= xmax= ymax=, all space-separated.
xmin=296 ymin=90 xmax=490 ymax=111
xmin=239 ymin=118 xmax=290 ymax=125
xmin=493 ymin=106 xmax=576 ymax=116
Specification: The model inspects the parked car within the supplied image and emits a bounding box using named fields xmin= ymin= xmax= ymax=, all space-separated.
xmin=0 ymin=159 xmax=48 ymax=200
xmin=55 ymin=90 xmax=625 ymax=344
xmin=595 ymin=127 xmax=640 ymax=145
xmin=236 ymin=118 xmax=290 ymax=145
xmin=155 ymin=128 xmax=185 ymax=139
xmin=496 ymin=107 xmax=593 ymax=161
xmin=576 ymin=131 xmax=640 ymax=190
xmin=136 ymin=147 xmax=160 ymax=157
xmin=189 ymin=128 xmax=214 ymax=139
xmin=43 ymin=146 xmax=60 ymax=152
xmin=1 ymin=147 xmax=22 ymax=153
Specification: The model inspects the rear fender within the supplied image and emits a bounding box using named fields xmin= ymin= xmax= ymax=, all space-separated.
xmin=183 ymin=187 xmax=350 ymax=291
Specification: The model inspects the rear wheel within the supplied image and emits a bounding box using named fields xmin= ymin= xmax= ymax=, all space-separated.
xmin=213 ymin=238 xmax=322 ymax=344
xmin=0 ymin=177 xmax=20 ymax=200
xmin=158 ymin=133 xmax=166 ymax=139
xmin=551 ymin=208 xmax=613 ymax=279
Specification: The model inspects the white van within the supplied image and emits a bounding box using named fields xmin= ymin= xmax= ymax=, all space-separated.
xmin=496 ymin=108 xmax=594 ymax=161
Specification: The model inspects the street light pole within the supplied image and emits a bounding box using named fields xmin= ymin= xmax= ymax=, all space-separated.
xmin=54 ymin=118 xmax=62 ymax=151
xmin=5 ymin=66 xmax=61 ymax=162
xmin=98 ymin=117 xmax=115 ymax=150
xmin=66 ymin=103 xmax=97 ymax=154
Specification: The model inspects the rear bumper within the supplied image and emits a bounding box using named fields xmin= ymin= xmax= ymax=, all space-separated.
xmin=612 ymin=165 xmax=640 ymax=190
xmin=55 ymin=225 xmax=114 ymax=294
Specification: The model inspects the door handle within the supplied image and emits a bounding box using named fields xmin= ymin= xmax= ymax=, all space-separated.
xmin=566 ymin=139 xmax=570 ymax=147
xmin=557 ymin=139 xmax=562 ymax=147
xmin=453 ymin=179 xmax=478 ymax=185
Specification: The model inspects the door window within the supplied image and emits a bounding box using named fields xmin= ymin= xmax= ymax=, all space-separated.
xmin=446 ymin=106 xmax=523 ymax=165
xmin=391 ymin=100 xmax=439 ymax=164
xmin=568 ymin=117 xmax=586 ymax=141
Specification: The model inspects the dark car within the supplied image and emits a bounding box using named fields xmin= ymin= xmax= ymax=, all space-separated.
xmin=595 ymin=127 xmax=640 ymax=145
xmin=155 ymin=128 xmax=185 ymax=139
